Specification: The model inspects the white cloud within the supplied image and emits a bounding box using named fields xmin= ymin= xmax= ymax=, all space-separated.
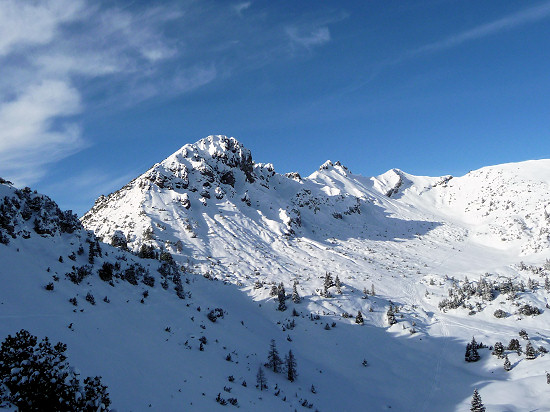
xmin=411 ymin=1 xmax=550 ymax=56
xmin=0 ymin=0 xmax=86 ymax=56
xmin=234 ymin=2 xmax=252 ymax=16
xmin=0 ymin=0 xmax=344 ymax=187
xmin=0 ymin=0 xmax=193 ymax=185
xmin=286 ymin=26 xmax=331 ymax=48
xmin=0 ymin=80 xmax=85 ymax=185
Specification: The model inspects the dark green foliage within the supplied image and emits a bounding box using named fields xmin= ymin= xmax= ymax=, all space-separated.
xmin=492 ymin=342 xmax=504 ymax=358
xmin=335 ymin=275 xmax=342 ymax=294
xmin=138 ymin=244 xmax=156 ymax=259
xmin=88 ymin=243 xmax=95 ymax=264
xmin=277 ymin=283 xmax=286 ymax=311
xmin=387 ymin=305 xmax=397 ymax=326
xmin=493 ymin=309 xmax=507 ymax=318
xmin=110 ymin=230 xmax=127 ymax=250
xmin=256 ymin=366 xmax=267 ymax=391
xmin=98 ymin=262 xmax=114 ymax=282
xmin=503 ymin=355 xmax=511 ymax=371
xmin=519 ymin=329 xmax=529 ymax=340
xmin=159 ymin=251 xmax=174 ymax=264
xmin=207 ymin=308 xmax=224 ymax=322
xmin=508 ymin=338 xmax=520 ymax=352
xmin=142 ymin=273 xmax=155 ymax=287
xmin=284 ymin=350 xmax=297 ymax=382
xmin=66 ymin=265 xmax=92 ymax=284
xmin=355 ymin=311 xmax=364 ymax=325
xmin=518 ymin=304 xmax=541 ymax=316
xmin=266 ymin=339 xmax=283 ymax=373
xmin=85 ymin=292 xmax=96 ymax=305
xmin=525 ymin=341 xmax=536 ymax=360
xmin=470 ymin=389 xmax=485 ymax=412
xmin=465 ymin=337 xmax=480 ymax=362
xmin=292 ymin=281 xmax=301 ymax=304
xmin=0 ymin=330 xmax=110 ymax=411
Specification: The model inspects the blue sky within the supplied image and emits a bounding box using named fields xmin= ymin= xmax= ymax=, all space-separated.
xmin=1 ymin=0 xmax=550 ymax=215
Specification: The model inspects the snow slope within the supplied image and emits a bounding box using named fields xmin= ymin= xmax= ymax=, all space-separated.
xmin=3 ymin=136 xmax=550 ymax=411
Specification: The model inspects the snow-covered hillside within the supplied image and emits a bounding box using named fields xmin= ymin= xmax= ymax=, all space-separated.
xmin=3 ymin=136 xmax=550 ymax=411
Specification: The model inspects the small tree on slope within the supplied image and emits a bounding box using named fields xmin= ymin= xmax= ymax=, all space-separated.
xmin=256 ymin=366 xmax=267 ymax=391
xmin=525 ymin=341 xmax=536 ymax=360
xmin=503 ymin=355 xmax=511 ymax=371
xmin=470 ymin=388 xmax=485 ymax=412
xmin=292 ymin=281 xmax=301 ymax=303
xmin=465 ymin=337 xmax=480 ymax=362
xmin=266 ymin=339 xmax=283 ymax=373
xmin=285 ymin=350 xmax=297 ymax=382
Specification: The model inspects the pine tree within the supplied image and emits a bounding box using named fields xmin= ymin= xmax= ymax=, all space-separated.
xmin=503 ymin=355 xmax=511 ymax=371
xmin=387 ymin=306 xmax=397 ymax=326
xmin=371 ymin=283 xmax=375 ymax=296
xmin=277 ymin=284 xmax=287 ymax=311
xmin=88 ymin=242 xmax=95 ymax=265
xmin=322 ymin=272 xmax=334 ymax=297
xmin=547 ymin=372 xmax=550 ymax=384
xmin=470 ymin=388 xmax=485 ymax=412
xmin=525 ymin=341 xmax=536 ymax=360
xmin=270 ymin=285 xmax=278 ymax=297
xmin=266 ymin=339 xmax=283 ymax=373
xmin=508 ymin=338 xmax=520 ymax=351
xmin=285 ymin=350 xmax=297 ymax=382
xmin=492 ymin=342 xmax=504 ymax=358
xmin=0 ymin=330 xmax=110 ymax=410
xmin=545 ymin=276 xmax=550 ymax=292
xmin=292 ymin=281 xmax=301 ymax=304
xmin=465 ymin=337 xmax=480 ymax=362
xmin=256 ymin=366 xmax=267 ymax=391
xmin=335 ymin=275 xmax=342 ymax=294
xmin=355 ymin=310 xmax=364 ymax=325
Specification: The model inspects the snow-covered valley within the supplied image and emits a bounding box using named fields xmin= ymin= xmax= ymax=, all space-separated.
xmin=2 ymin=135 xmax=550 ymax=411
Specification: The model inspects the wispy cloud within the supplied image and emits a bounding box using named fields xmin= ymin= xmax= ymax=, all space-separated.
xmin=234 ymin=2 xmax=252 ymax=16
xmin=410 ymin=1 xmax=550 ymax=56
xmin=286 ymin=26 xmax=331 ymax=48
xmin=0 ymin=0 xmax=190 ymax=185
xmin=0 ymin=0 xmax=344 ymax=187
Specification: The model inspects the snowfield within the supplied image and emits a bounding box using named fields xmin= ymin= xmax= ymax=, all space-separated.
xmin=2 ymin=136 xmax=550 ymax=411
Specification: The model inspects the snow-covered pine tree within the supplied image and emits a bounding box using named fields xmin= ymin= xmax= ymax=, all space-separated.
xmin=465 ymin=337 xmax=480 ymax=362
xmin=387 ymin=306 xmax=397 ymax=326
xmin=292 ymin=281 xmax=301 ymax=304
xmin=277 ymin=283 xmax=287 ymax=311
xmin=492 ymin=342 xmax=504 ymax=358
xmin=525 ymin=341 xmax=536 ymax=360
xmin=470 ymin=388 xmax=485 ymax=412
xmin=519 ymin=329 xmax=529 ymax=340
xmin=266 ymin=339 xmax=283 ymax=373
xmin=88 ymin=242 xmax=95 ymax=264
xmin=355 ymin=311 xmax=364 ymax=325
xmin=0 ymin=329 xmax=110 ymax=410
xmin=285 ymin=350 xmax=297 ymax=382
xmin=335 ymin=275 xmax=342 ymax=294
xmin=503 ymin=355 xmax=511 ymax=371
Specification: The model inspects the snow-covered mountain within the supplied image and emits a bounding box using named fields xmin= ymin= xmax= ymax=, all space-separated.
xmin=3 ymin=135 xmax=550 ymax=411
